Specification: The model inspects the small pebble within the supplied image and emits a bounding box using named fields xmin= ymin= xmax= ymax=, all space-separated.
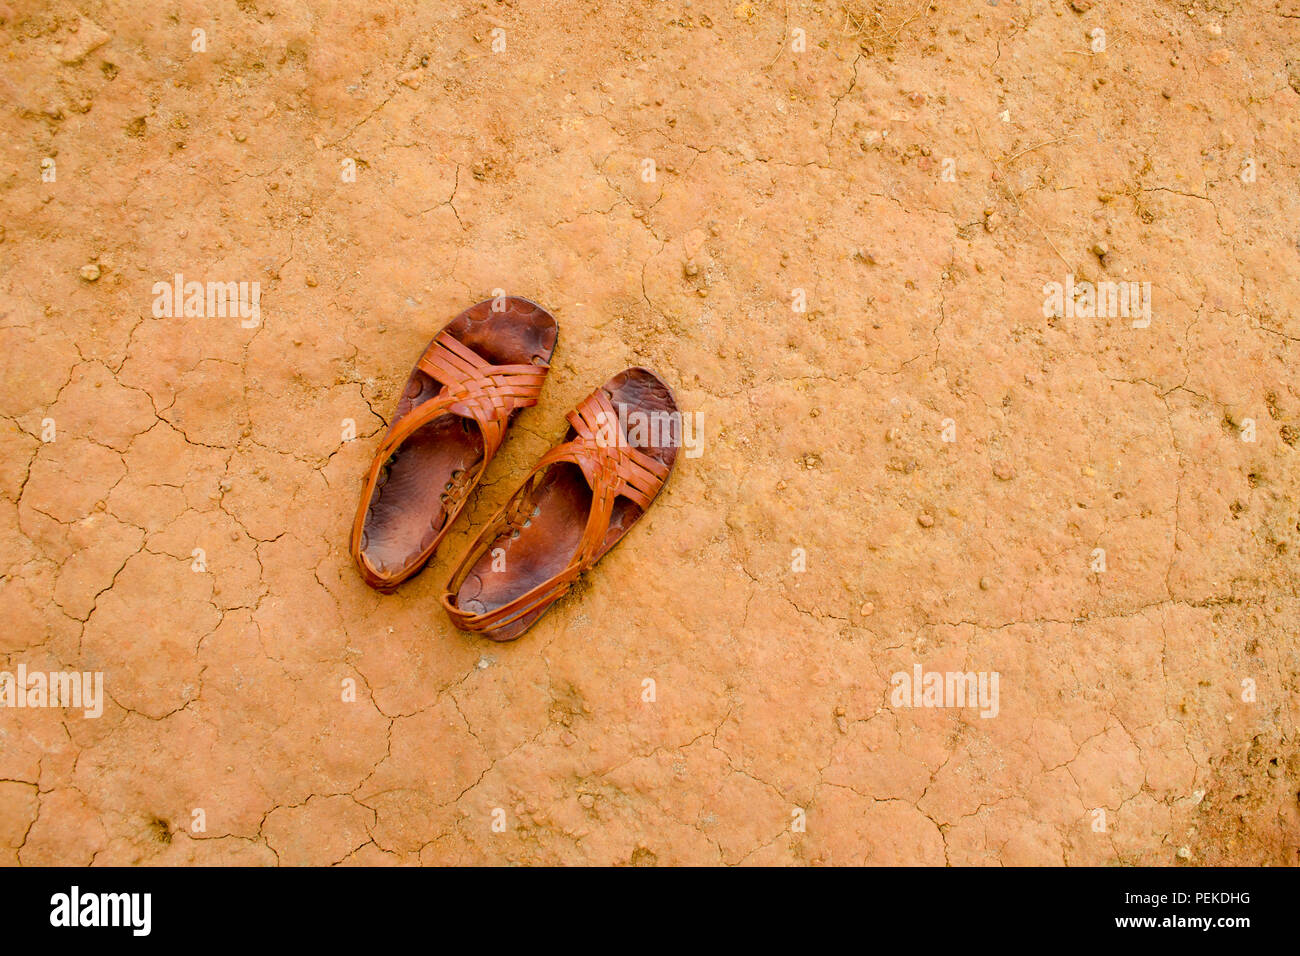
xmin=860 ymin=601 xmax=874 ymax=616
xmin=918 ymin=513 xmax=935 ymax=528
xmin=79 ymin=263 xmax=101 ymax=281
xmin=979 ymin=576 xmax=992 ymax=591
xmin=1176 ymin=846 xmax=1191 ymax=860
xmin=305 ymin=275 xmax=318 ymax=287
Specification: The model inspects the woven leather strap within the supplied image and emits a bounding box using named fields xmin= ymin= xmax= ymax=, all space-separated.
xmin=373 ymin=330 xmax=548 ymax=466
xmin=441 ymin=388 xmax=670 ymax=632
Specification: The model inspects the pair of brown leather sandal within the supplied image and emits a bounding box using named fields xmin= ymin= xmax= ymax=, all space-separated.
xmin=349 ymin=296 xmax=679 ymax=642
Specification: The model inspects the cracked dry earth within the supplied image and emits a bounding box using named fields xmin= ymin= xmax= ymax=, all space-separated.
xmin=1 ymin=0 xmax=1298 ymax=868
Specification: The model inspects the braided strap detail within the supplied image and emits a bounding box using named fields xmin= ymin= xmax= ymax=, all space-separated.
xmin=412 ymin=330 xmax=548 ymax=460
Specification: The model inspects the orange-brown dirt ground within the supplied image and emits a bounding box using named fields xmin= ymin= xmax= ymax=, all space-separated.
xmin=1 ymin=0 xmax=1298 ymax=865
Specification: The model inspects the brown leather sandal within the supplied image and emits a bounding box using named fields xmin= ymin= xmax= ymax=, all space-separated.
xmin=440 ymin=367 xmax=679 ymax=640
xmin=350 ymin=297 xmax=558 ymax=591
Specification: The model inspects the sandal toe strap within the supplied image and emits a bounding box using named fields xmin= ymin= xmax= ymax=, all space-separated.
xmin=415 ymin=330 xmax=548 ymax=460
